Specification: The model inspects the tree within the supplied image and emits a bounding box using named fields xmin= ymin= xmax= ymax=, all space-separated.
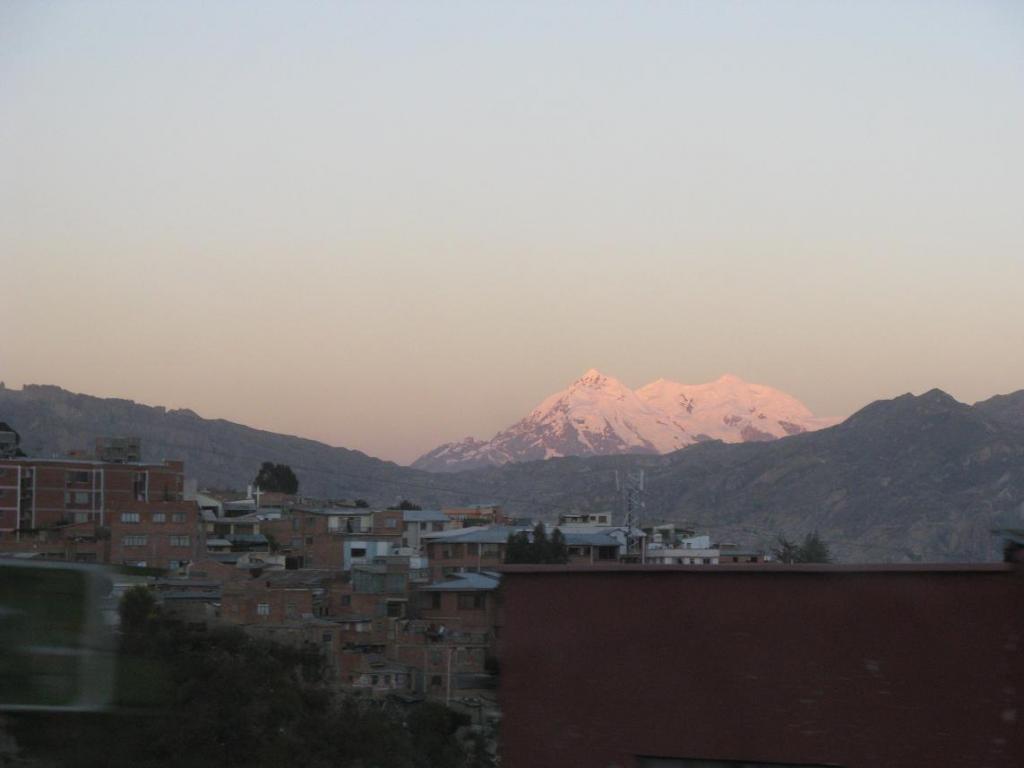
xmin=353 ymin=498 xmax=370 ymax=508
xmin=119 ymin=585 xmax=158 ymax=635
xmin=773 ymin=532 xmax=832 ymax=564
xmin=798 ymin=531 xmax=832 ymax=563
xmin=772 ymin=535 xmax=802 ymax=564
xmin=504 ymin=531 xmax=532 ymax=564
xmin=503 ymin=524 xmax=569 ymax=564
xmin=396 ymin=500 xmax=422 ymax=511
xmin=253 ymin=462 xmax=298 ymax=494
xmin=531 ymin=522 xmax=550 ymax=562
xmin=548 ymin=528 xmax=569 ymax=564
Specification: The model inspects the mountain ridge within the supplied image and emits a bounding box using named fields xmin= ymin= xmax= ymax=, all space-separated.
xmin=412 ymin=369 xmax=840 ymax=472
xmin=3 ymin=381 xmax=1023 ymax=563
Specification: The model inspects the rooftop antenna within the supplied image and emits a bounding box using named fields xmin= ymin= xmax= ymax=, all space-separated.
xmin=615 ymin=469 xmax=646 ymax=561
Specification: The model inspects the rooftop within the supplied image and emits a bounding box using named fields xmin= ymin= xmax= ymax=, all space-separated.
xmin=401 ymin=509 xmax=449 ymax=523
xmin=420 ymin=571 xmax=502 ymax=592
xmin=497 ymin=563 xmax=1015 ymax=575
xmin=422 ymin=525 xmax=527 ymax=544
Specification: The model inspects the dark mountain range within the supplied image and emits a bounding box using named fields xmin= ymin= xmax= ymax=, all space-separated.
xmin=0 ymin=384 xmax=493 ymax=506
xmin=2 ymin=382 xmax=1022 ymax=563
xmin=974 ymin=390 xmax=1024 ymax=430
xmin=459 ymin=388 xmax=1024 ymax=562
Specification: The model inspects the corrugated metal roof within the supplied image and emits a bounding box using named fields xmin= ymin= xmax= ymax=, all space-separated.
xmin=401 ymin=509 xmax=448 ymax=523
xmin=422 ymin=525 xmax=527 ymax=544
xmin=562 ymin=532 xmax=621 ymax=547
xmin=420 ymin=571 xmax=502 ymax=592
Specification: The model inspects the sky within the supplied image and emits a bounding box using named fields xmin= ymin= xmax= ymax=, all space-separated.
xmin=2 ymin=1 xmax=1023 ymax=464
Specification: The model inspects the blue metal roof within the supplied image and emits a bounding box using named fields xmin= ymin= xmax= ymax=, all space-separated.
xmin=420 ymin=571 xmax=502 ymax=592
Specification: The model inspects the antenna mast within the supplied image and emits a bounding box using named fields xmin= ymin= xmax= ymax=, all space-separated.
xmin=617 ymin=469 xmax=646 ymax=561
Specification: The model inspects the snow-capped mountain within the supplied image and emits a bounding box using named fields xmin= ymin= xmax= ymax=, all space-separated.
xmin=412 ymin=369 xmax=841 ymax=472
xmin=636 ymin=374 xmax=839 ymax=443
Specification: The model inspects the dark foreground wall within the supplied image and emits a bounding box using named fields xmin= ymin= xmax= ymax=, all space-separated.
xmin=498 ymin=565 xmax=1023 ymax=768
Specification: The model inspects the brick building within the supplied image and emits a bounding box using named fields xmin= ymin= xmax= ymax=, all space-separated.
xmin=498 ymin=563 xmax=1024 ymax=768
xmin=0 ymin=452 xmax=202 ymax=570
xmin=258 ymin=506 xmax=404 ymax=570
xmin=108 ymin=500 xmax=205 ymax=569
xmin=0 ymin=456 xmax=185 ymax=531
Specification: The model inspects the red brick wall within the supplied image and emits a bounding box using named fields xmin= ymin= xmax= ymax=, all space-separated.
xmin=107 ymin=501 xmax=203 ymax=568
xmin=499 ymin=566 xmax=1024 ymax=768
xmin=417 ymin=591 xmax=497 ymax=633
xmin=221 ymin=583 xmax=316 ymax=624
xmin=425 ymin=540 xmax=506 ymax=579
xmin=0 ymin=459 xmax=185 ymax=530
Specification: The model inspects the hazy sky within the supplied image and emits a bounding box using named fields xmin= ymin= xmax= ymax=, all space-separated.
xmin=2 ymin=1 xmax=1023 ymax=464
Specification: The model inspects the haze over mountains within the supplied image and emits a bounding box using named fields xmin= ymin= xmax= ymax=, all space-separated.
xmin=413 ymin=370 xmax=840 ymax=472
xmin=2 ymin=381 xmax=1023 ymax=562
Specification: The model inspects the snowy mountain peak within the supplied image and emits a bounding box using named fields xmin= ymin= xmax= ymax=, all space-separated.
xmin=412 ymin=370 xmax=843 ymax=472
xmin=571 ymin=368 xmax=619 ymax=390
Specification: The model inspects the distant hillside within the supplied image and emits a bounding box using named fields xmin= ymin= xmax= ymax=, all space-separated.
xmin=3 ymin=382 xmax=1023 ymax=563
xmin=0 ymin=384 xmax=491 ymax=506
xmin=456 ymin=388 xmax=1024 ymax=563
xmin=974 ymin=390 xmax=1024 ymax=430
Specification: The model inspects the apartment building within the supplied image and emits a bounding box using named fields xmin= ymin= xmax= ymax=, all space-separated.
xmin=0 ymin=455 xmax=184 ymax=531
xmin=108 ymin=500 xmax=205 ymax=569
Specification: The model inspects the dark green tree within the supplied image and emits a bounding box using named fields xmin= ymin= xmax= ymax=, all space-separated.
xmin=549 ymin=527 xmax=569 ymax=564
xmin=389 ymin=499 xmax=422 ymax=511
xmin=798 ymin=531 xmax=832 ymax=563
xmin=253 ymin=462 xmax=299 ymax=494
xmin=504 ymin=531 xmax=532 ymax=564
xmin=353 ymin=498 xmax=370 ymax=508
xmin=119 ymin=585 xmax=158 ymax=635
xmin=531 ymin=522 xmax=550 ymax=561
xmin=504 ymin=524 xmax=570 ymax=564
xmin=773 ymin=532 xmax=832 ymax=563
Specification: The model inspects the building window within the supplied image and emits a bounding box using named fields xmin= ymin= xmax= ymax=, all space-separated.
xmin=457 ymin=593 xmax=485 ymax=610
xmin=467 ymin=543 xmax=479 ymax=556
xmin=171 ymin=512 xmax=186 ymax=523
xmin=122 ymin=535 xmax=148 ymax=547
xmin=152 ymin=512 xmax=166 ymax=523
xmin=305 ymin=537 xmax=314 ymax=547
xmin=386 ymin=518 xmax=397 ymax=529
xmin=351 ymin=547 xmax=367 ymax=559
xmin=66 ymin=471 xmax=90 ymax=485
xmin=121 ymin=512 xmax=140 ymax=523
xmin=322 ymin=633 xmax=332 ymax=645
xmin=430 ymin=675 xmax=442 ymax=687
xmin=170 ymin=535 xmax=190 ymax=547
xmin=420 ymin=592 xmax=441 ymax=610
xmin=442 ymin=547 xmax=452 ymax=560
xmin=340 ymin=594 xmax=351 ymax=606
xmin=133 ymin=472 xmax=148 ymax=501
xmin=257 ymin=603 xmax=270 ymax=616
